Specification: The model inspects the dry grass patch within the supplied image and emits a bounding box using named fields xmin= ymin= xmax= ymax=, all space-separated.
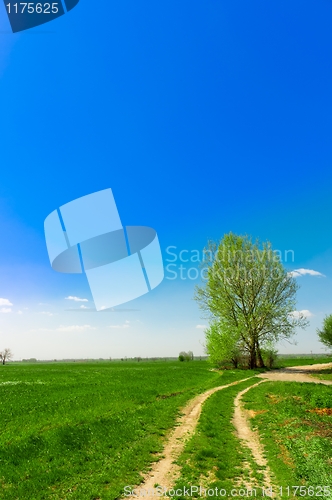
xmin=308 ymin=407 xmax=332 ymax=416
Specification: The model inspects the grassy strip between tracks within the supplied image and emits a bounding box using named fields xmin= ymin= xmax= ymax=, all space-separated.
xmin=168 ymin=375 xmax=267 ymax=499
xmin=241 ymin=381 xmax=332 ymax=499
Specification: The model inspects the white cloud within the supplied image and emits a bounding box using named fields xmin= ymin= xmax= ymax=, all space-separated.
xmin=0 ymin=298 xmax=13 ymax=306
xmin=17 ymin=310 xmax=23 ymax=315
xmin=40 ymin=311 xmax=53 ymax=316
xmin=196 ymin=324 xmax=207 ymax=329
xmin=0 ymin=308 xmax=12 ymax=313
xmin=56 ymin=325 xmax=95 ymax=332
xmin=288 ymin=268 xmax=325 ymax=278
xmin=109 ymin=324 xmax=130 ymax=329
xmin=65 ymin=296 xmax=89 ymax=302
xmin=290 ymin=310 xmax=313 ymax=319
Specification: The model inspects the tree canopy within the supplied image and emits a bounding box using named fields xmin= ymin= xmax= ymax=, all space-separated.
xmin=195 ymin=233 xmax=308 ymax=368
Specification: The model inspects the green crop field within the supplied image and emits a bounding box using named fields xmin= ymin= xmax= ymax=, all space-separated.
xmin=0 ymin=361 xmax=254 ymax=500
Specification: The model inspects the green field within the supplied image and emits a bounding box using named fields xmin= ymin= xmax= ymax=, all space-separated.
xmin=1 ymin=358 xmax=331 ymax=499
xmin=0 ymin=361 xmax=253 ymax=500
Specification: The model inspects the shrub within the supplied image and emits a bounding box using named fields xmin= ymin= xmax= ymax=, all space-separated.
xmin=178 ymin=351 xmax=193 ymax=362
xmin=262 ymin=346 xmax=278 ymax=368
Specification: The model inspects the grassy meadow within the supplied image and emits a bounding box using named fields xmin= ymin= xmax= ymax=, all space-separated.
xmin=0 ymin=360 xmax=253 ymax=500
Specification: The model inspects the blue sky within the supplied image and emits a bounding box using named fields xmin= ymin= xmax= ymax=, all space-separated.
xmin=1 ymin=0 xmax=332 ymax=359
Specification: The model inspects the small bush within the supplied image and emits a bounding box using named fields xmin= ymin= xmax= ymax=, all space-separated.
xmin=178 ymin=351 xmax=193 ymax=362
xmin=262 ymin=347 xmax=278 ymax=368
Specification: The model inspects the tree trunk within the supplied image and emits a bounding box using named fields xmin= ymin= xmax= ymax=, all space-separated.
xmin=231 ymin=357 xmax=238 ymax=369
xmin=249 ymin=349 xmax=257 ymax=369
xmin=256 ymin=341 xmax=265 ymax=368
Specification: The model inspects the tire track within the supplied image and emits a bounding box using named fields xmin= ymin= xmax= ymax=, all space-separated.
xmin=232 ymin=362 xmax=332 ymax=495
xmin=125 ymin=377 xmax=255 ymax=498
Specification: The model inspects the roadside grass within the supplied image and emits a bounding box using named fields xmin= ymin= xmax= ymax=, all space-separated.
xmin=241 ymin=381 xmax=332 ymax=499
xmin=310 ymin=368 xmax=332 ymax=382
xmin=169 ymin=374 xmax=267 ymax=499
xmin=275 ymin=357 xmax=332 ymax=368
xmin=0 ymin=361 xmax=256 ymax=500
xmin=206 ymin=356 xmax=332 ymax=372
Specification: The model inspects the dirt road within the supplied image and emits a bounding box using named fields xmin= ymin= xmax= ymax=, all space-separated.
xmin=125 ymin=377 xmax=255 ymax=498
xmin=126 ymin=363 xmax=332 ymax=498
xmin=232 ymin=362 xmax=332 ymax=495
xmin=257 ymin=362 xmax=332 ymax=384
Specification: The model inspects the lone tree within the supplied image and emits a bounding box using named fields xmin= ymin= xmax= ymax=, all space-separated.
xmin=195 ymin=233 xmax=308 ymax=369
xmin=0 ymin=348 xmax=13 ymax=365
xmin=317 ymin=314 xmax=332 ymax=352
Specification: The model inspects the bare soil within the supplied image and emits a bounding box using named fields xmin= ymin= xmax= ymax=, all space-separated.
xmin=257 ymin=362 xmax=332 ymax=385
xmin=232 ymin=381 xmax=275 ymax=491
